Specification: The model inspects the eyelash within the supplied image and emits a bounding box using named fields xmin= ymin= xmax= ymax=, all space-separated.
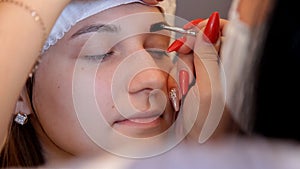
xmin=84 ymin=49 xmax=168 ymax=62
xmin=84 ymin=51 xmax=114 ymax=62
xmin=146 ymin=49 xmax=169 ymax=59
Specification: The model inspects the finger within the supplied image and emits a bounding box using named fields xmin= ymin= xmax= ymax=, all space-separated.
xmin=168 ymin=13 xmax=225 ymax=55
xmin=167 ymin=36 xmax=187 ymax=53
xmin=220 ymin=19 xmax=229 ymax=36
xmin=142 ymin=0 xmax=163 ymax=5
xmin=183 ymin=18 xmax=204 ymax=30
xmin=168 ymin=66 xmax=180 ymax=114
xmin=199 ymin=18 xmax=228 ymax=33
xmin=176 ymin=53 xmax=195 ymax=96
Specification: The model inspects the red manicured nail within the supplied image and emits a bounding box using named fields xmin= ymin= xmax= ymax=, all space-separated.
xmin=179 ymin=69 xmax=189 ymax=95
xmin=203 ymin=12 xmax=220 ymax=43
xmin=183 ymin=18 xmax=204 ymax=30
xmin=167 ymin=36 xmax=187 ymax=52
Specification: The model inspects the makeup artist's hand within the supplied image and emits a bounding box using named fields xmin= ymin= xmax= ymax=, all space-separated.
xmin=142 ymin=0 xmax=163 ymax=5
xmin=168 ymin=12 xmax=232 ymax=143
xmin=168 ymin=13 xmax=228 ymax=94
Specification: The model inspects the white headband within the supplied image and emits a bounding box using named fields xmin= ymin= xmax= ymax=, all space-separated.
xmin=42 ymin=0 xmax=176 ymax=53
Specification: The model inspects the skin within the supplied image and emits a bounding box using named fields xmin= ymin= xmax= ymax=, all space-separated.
xmin=20 ymin=3 xmax=175 ymax=163
xmin=175 ymin=19 xmax=236 ymax=143
xmin=175 ymin=0 xmax=274 ymax=142
xmin=0 ymin=0 xmax=163 ymax=150
xmin=142 ymin=0 xmax=164 ymax=5
xmin=0 ymin=0 xmax=71 ymax=148
xmin=237 ymin=0 xmax=273 ymax=28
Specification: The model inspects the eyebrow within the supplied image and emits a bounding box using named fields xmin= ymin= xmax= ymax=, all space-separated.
xmin=70 ymin=24 xmax=120 ymax=39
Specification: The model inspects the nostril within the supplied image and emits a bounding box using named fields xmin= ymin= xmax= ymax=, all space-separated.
xmin=128 ymin=69 xmax=167 ymax=94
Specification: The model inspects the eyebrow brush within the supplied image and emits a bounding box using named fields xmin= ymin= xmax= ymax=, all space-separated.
xmin=150 ymin=22 xmax=197 ymax=36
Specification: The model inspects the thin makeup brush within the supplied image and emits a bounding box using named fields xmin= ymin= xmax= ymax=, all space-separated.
xmin=150 ymin=22 xmax=197 ymax=36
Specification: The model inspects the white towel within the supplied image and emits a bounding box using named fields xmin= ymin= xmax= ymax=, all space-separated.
xmin=42 ymin=0 xmax=176 ymax=53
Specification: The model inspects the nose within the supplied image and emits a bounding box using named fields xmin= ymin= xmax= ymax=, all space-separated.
xmin=128 ymin=57 xmax=168 ymax=111
xmin=116 ymin=38 xmax=172 ymax=111
xmin=128 ymin=47 xmax=168 ymax=93
xmin=129 ymin=68 xmax=167 ymax=94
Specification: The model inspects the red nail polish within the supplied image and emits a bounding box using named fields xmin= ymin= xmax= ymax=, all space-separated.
xmin=183 ymin=18 xmax=204 ymax=30
xmin=203 ymin=12 xmax=220 ymax=43
xmin=179 ymin=70 xmax=189 ymax=95
xmin=167 ymin=36 xmax=187 ymax=52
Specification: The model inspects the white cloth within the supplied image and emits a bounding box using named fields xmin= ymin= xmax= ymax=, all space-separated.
xmin=42 ymin=0 xmax=143 ymax=53
xmin=42 ymin=0 xmax=177 ymax=53
xmin=48 ymin=136 xmax=300 ymax=169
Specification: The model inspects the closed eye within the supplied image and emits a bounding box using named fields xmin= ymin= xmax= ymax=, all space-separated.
xmin=146 ymin=49 xmax=169 ymax=59
xmin=84 ymin=51 xmax=114 ymax=62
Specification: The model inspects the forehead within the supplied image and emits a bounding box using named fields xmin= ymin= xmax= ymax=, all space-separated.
xmin=68 ymin=3 xmax=165 ymax=36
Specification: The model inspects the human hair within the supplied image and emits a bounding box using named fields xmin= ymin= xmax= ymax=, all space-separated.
xmin=0 ymin=78 xmax=45 ymax=168
xmin=252 ymin=0 xmax=300 ymax=141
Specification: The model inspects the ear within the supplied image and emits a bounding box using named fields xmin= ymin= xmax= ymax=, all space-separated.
xmin=14 ymin=86 xmax=32 ymax=116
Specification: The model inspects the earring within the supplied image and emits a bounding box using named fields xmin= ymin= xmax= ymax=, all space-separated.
xmin=169 ymin=88 xmax=179 ymax=112
xmin=14 ymin=112 xmax=28 ymax=125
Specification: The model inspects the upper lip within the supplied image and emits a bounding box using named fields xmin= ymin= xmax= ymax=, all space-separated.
xmin=115 ymin=111 xmax=163 ymax=123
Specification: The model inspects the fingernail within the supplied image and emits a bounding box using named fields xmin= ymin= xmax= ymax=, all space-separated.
xmin=203 ymin=12 xmax=220 ymax=43
xmin=169 ymin=88 xmax=179 ymax=112
xmin=183 ymin=18 xmax=204 ymax=30
xmin=167 ymin=36 xmax=187 ymax=52
xmin=179 ymin=70 xmax=189 ymax=96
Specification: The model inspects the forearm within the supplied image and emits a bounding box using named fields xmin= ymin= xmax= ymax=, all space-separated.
xmin=0 ymin=0 xmax=70 ymax=147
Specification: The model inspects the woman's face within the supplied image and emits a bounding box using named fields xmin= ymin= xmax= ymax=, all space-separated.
xmin=32 ymin=3 xmax=175 ymax=156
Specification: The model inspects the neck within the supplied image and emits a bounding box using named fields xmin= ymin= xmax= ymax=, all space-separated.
xmin=39 ymin=132 xmax=74 ymax=166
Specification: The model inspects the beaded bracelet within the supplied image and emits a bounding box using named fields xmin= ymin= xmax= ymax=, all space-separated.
xmin=0 ymin=0 xmax=47 ymax=77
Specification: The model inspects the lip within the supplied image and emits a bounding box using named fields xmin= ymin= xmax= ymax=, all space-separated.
xmin=114 ymin=111 xmax=163 ymax=127
xmin=112 ymin=110 xmax=170 ymax=137
xmin=115 ymin=117 xmax=162 ymax=128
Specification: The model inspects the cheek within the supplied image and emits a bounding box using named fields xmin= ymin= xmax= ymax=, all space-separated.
xmin=33 ymin=56 xmax=75 ymax=120
xmin=33 ymin=55 xmax=98 ymax=154
xmin=94 ymin=66 xmax=117 ymax=124
xmin=33 ymin=57 xmax=75 ymax=128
